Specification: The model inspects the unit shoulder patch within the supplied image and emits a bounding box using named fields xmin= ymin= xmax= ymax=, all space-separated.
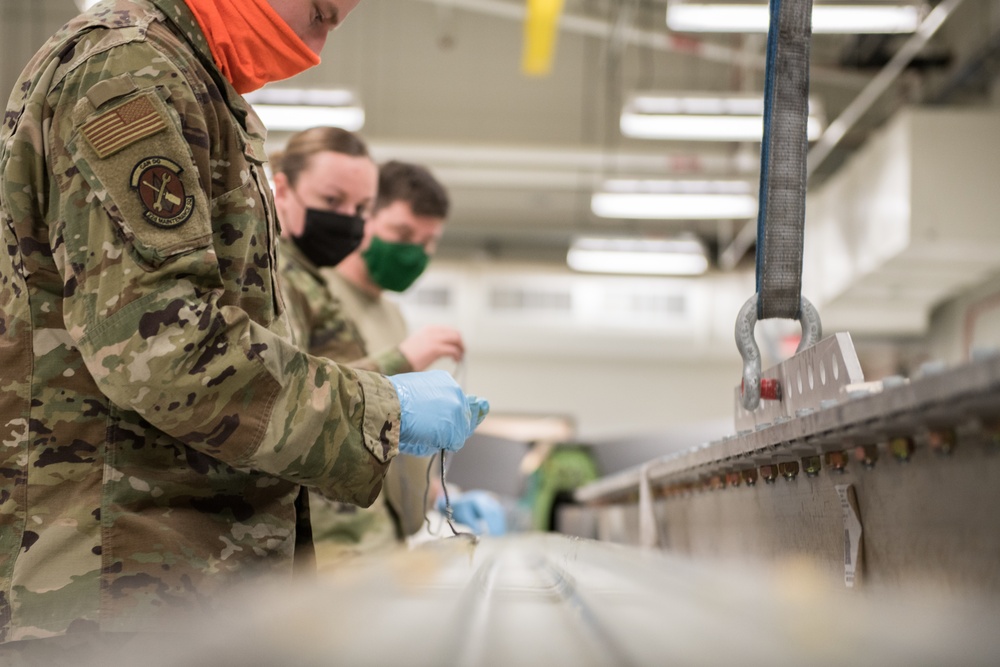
xmin=130 ymin=157 xmax=195 ymax=229
xmin=81 ymin=94 xmax=167 ymax=159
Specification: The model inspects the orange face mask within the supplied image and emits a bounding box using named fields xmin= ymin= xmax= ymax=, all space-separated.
xmin=185 ymin=0 xmax=321 ymax=94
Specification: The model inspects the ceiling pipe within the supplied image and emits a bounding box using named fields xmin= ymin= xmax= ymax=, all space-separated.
xmin=807 ymin=0 xmax=966 ymax=176
xmin=409 ymin=0 xmax=868 ymax=88
xmin=364 ymin=141 xmax=759 ymax=175
xmin=717 ymin=216 xmax=757 ymax=271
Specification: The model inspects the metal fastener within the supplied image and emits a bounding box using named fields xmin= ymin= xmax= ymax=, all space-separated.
xmin=918 ymin=360 xmax=947 ymax=377
xmin=825 ymin=450 xmax=848 ymax=473
xmin=890 ymin=436 xmax=915 ymax=462
xmin=760 ymin=464 xmax=779 ymax=484
xmin=881 ymin=375 xmax=906 ymax=389
xmin=760 ymin=378 xmax=782 ymax=401
xmin=854 ymin=444 xmax=878 ymax=469
xmin=927 ymin=429 xmax=956 ymax=456
xmin=778 ymin=461 xmax=799 ymax=481
xmin=802 ymin=455 xmax=822 ymax=477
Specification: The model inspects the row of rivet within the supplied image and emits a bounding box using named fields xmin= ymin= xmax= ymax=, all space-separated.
xmin=646 ymin=423 xmax=995 ymax=499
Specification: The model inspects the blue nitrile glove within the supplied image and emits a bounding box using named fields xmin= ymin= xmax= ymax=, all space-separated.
xmin=388 ymin=370 xmax=490 ymax=457
xmin=437 ymin=490 xmax=507 ymax=536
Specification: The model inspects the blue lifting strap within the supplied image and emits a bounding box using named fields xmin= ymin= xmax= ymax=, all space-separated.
xmin=755 ymin=0 xmax=814 ymax=320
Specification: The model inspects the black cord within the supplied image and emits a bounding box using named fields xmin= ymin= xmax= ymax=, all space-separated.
xmin=423 ymin=452 xmax=437 ymax=535
xmin=421 ymin=451 xmax=464 ymax=539
xmin=440 ymin=451 xmax=462 ymax=538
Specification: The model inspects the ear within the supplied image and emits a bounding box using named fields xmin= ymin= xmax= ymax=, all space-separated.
xmin=271 ymin=172 xmax=302 ymax=238
xmin=272 ymin=171 xmax=290 ymax=202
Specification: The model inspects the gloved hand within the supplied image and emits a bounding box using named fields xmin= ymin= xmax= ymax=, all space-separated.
xmin=437 ymin=490 xmax=507 ymax=536
xmin=388 ymin=369 xmax=489 ymax=458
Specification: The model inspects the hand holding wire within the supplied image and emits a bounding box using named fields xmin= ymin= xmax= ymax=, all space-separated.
xmin=389 ymin=370 xmax=490 ymax=457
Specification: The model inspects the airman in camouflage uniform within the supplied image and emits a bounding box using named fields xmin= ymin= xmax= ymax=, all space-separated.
xmin=273 ymin=141 xmax=461 ymax=562
xmin=312 ymin=161 xmax=465 ymax=560
xmin=271 ymin=129 xmax=414 ymax=562
xmin=0 ymin=0 xmax=403 ymax=641
xmin=270 ymin=126 xmax=411 ymax=565
xmin=281 ymin=240 xmax=411 ymax=561
xmin=275 ymin=134 xmax=411 ymax=379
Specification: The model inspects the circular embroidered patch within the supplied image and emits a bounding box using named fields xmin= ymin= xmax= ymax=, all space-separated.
xmin=130 ymin=156 xmax=195 ymax=228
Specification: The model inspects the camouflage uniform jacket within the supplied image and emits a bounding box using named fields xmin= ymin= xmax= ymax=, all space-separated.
xmin=277 ymin=240 xmax=423 ymax=551
xmin=0 ymin=0 xmax=400 ymax=641
xmin=278 ymin=237 xmax=412 ymax=552
xmin=276 ymin=237 xmax=411 ymax=376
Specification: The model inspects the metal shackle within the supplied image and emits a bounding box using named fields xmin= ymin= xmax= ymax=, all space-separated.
xmin=735 ymin=294 xmax=822 ymax=411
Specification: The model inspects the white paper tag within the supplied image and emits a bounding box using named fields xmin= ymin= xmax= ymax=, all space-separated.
xmin=835 ymin=484 xmax=862 ymax=588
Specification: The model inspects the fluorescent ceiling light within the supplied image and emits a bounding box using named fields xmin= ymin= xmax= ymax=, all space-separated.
xmin=592 ymin=193 xmax=758 ymax=219
xmin=666 ymin=2 xmax=923 ymax=34
xmin=592 ymin=179 xmax=757 ymax=220
xmin=567 ymin=237 xmax=709 ymax=276
xmin=601 ymin=178 xmax=754 ymax=194
xmin=621 ymin=92 xmax=824 ymax=141
xmin=251 ymin=106 xmax=365 ymax=132
xmin=75 ymin=0 xmax=101 ymax=9
xmin=243 ymin=88 xmax=365 ymax=132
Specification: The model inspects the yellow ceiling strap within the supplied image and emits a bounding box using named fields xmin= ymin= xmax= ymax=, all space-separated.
xmin=522 ymin=0 xmax=565 ymax=76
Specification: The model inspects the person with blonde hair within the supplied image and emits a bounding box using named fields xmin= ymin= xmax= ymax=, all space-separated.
xmin=273 ymin=133 xmax=481 ymax=564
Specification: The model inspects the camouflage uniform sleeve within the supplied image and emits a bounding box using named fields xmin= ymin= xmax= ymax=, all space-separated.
xmin=277 ymin=244 xmax=327 ymax=352
xmin=347 ymin=348 xmax=413 ymax=376
xmin=41 ymin=43 xmax=398 ymax=506
xmin=280 ymin=257 xmax=413 ymax=375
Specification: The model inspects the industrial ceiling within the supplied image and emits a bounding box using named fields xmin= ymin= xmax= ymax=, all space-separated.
xmin=2 ymin=1 xmax=998 ymax=271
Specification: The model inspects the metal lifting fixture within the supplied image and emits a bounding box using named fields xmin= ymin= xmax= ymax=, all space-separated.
xmin=737 ymin=0 xmax=821 ymax=412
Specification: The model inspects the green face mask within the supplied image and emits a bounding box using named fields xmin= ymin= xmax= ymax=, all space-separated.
xmin=362 ymin=236 xmax=430 ymax=292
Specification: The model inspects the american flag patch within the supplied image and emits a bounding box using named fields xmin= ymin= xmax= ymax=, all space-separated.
xmin=81 ymin=95 xmax=167 ymax=159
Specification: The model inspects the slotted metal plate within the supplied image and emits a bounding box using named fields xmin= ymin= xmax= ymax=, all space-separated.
xmin=734 ymin=332 xmax=865 ymax=431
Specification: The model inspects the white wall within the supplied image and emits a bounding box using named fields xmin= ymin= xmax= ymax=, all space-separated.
xmin=802 ymin=109 xmax=1000 ymax=337
xmin=394 ymin=260 xmax=753 ymax=443
xmin=927 ymin=272 xmax=1000 ymax=365
xmin=463 ymin=351 xmax=740 ymax=442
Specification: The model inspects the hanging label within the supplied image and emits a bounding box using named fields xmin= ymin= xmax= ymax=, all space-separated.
xmin=835 ymin=484 xmax=863 ymax=588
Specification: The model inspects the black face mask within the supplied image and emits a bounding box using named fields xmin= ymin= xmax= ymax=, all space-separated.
xmin=291 ymin=208 xmax=365 ymax=268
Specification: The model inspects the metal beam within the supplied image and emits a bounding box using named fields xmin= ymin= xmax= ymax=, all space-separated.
xmin=410 ymin=0 xmax=869 ymax=88
xmin=576 ymin=349 xmax=1000 ymax=503
xmin=717 ymin=216 xmax=758 ymax=271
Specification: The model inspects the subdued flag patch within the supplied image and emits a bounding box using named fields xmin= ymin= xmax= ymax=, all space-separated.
xmin=81 ymin=95 xmax=167 ymax=159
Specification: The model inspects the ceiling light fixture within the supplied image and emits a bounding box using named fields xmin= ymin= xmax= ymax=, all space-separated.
xmin=75 ymin=0 xmax=101 ymax=10
xmin=666 ymin=2 xmax=923 ymax=34
xmin=243 ymin=88 xmax=365 ymax=132
xmin=592 ymin=179 xmax=758 ymax=220
xmin=621 ymin=92 xmax=824 ymax=142
xmin=567 ymin=236 xmax=710 ymax=276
